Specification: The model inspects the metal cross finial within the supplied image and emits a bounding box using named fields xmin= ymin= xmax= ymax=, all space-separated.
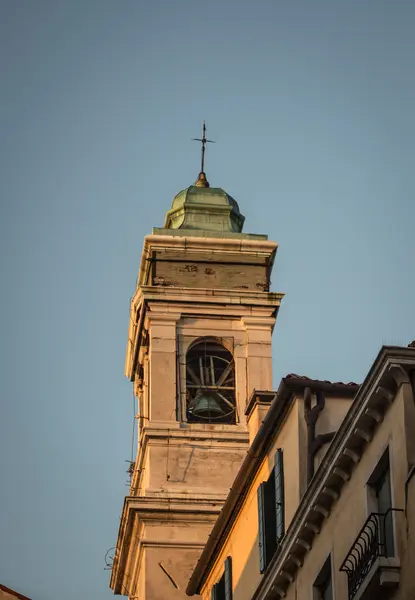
xmin=192 ymin=121 xmax=215 ymax=174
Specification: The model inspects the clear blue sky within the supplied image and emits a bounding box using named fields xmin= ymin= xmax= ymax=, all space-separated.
xmin=0 ymin=1 xmax=414 ymax=598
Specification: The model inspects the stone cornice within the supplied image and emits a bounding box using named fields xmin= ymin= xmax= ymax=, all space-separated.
xmin=142 ymin=539 xmax=205 ymax=549
xmin=242 ymin=316 xmax=277 ymax=329
xmin=144 ymin=311 xmax=181 ymax=324
xmin=144 ymin=488 xmax=229 ymax=501
xmin=144 ymin=233 xmax=278 ymax=254
xmin=141 ymin=423 xmax=249 ymax=442
xmin=125 ymin=495 xmax=223 ymax=511
xmin=136 ymin=285 xmax=284 ymax=307
xmin=152 ymin=227 xmax=269 ymax=241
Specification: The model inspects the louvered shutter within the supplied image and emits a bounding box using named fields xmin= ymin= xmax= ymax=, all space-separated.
xmin=257 ymin=483 xmax=266 ymax=572
xmin=224 ymin=556 xmax=232 ymax=600
xmin=211 ymin=583 xmax=217 ymax=600
xmin=274 ymin=448 xmax=285 ymax=542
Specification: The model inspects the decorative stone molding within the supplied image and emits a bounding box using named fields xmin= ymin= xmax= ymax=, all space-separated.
xmin=333 ymin=467 xmax=350 ymax=482
xmin=242 ymin=316 xmax=277 ymax=329
xmin=364 ymin=408 xmax=383 ymax=423
xmin=273 ymin=585 xmax=287 ymax=598
xmin=288 ymin=554 xmax=303 ymax=568
xmin=343 ymin=448 xmax=360 ymax=464
xmin=295 ymin=538 xmax=311 ymax=551
xmin=280 ymin=570 xmax=294 ymax=583
xmin=304 ymin=521 xmax=320 ymax=534
xmin=354 ymin=428 xmax=372 ymax=443
xmin=374 ymin=385 xmax=395 ymax=404
xmin=144 ymin=311 xmax=181 ymax=325
xmin=321 ymin=486 xmax=339 ymax=501
xmin=313 ymin=504 xmax=330 ymax=519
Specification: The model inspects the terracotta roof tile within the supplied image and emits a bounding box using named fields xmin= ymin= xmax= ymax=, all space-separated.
xmin=284 ymin=373 xmax=359 ymax=387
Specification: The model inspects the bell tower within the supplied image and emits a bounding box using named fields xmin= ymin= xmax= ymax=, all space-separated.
xmin=110 ymin=146 xmax=283 ymax=599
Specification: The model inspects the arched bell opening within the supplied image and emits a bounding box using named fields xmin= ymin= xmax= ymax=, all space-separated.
xmin=185 ymin=337 xmax=236 ymax=424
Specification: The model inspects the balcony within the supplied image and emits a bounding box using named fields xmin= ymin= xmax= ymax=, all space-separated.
xmin=340 ymin=509 xmax=403 ymax=600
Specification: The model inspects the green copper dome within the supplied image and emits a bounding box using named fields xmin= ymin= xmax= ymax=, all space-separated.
xmin=164 ymin=172 xmax=245 ymax=233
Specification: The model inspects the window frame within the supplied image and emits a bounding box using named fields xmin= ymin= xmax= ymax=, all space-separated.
xmin=313 ymin=554 xmax=333 ymax=600
xmin=258 ymin=448 xmax=285 ymax=573
xmin=211 ymin=556 xmax=232 ymax=600
xmin=366 ymin=446 xmax=396 ymax=558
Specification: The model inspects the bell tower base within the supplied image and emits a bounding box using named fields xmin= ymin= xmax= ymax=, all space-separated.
xmin=111 ymin=496 xmax=222 ymax=599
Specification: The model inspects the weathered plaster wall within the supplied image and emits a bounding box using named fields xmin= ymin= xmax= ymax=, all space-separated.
xmin=141 ymin=434 xmax=248 ymax=495
xmin=313 ymin=395 xmax=354 ymax=473
xmin=142 ymin=517 xmax=216 ymax=600
xmin=151 ymin=249 xmax=270 ymax=291
xmin=146 ymin=546 xmax=203 ymax=600
xmin=147 ymin=313 xmax=179 ymax=422
xmin=315 ymin=396 xmax=354 ymax=437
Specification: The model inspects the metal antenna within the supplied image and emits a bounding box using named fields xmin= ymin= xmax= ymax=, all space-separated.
xmin=192 ymin=121 xmax=215 ymax=173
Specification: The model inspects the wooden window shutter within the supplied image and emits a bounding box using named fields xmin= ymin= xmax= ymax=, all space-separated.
xmin=257 ymin=483 xmax=266 ymax=572
xmin=274 ymin=448 xmax=285 ymax=542
xmin=224 ymin=556 xmax=232 ymax=600
xmin=211 ymin=583 xmax=217 ymax=600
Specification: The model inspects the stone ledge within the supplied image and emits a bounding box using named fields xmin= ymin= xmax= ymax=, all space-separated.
xmin=141 ymin=423 xmax=250 ymax=444
xmin=144 ymin=488 xmax=228 ymax=501
xmin=138 ymin=285 xmax=283 ymax=305
xmin=149 ymin=229 xmax=271 ymax=243
xmin=141 ymin=539 xmax=206 ymax=549
xmin=353 ymin=557 xmax=400 ymax=600
xmin=124 ymin=494 xmax=223 ymax=522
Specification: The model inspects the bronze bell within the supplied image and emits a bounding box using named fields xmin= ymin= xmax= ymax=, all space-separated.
xmin=189 ymin=390 xmax=225 ymax=418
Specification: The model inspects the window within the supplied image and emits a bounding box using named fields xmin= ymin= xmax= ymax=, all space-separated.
xmin=257 ymin=449 xmax=285 ymax=572
xmin=367 ymin=449 xmax=394 ymax=557
xmin=211 ymin=557 xmax=232 ymax=600
xmin=186 ymin=338 xmax=236 ymax=424
xmin=314 ymin=555 xmax=333 ymax=600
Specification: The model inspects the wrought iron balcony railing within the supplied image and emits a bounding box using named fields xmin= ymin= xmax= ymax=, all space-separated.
xmin=339 ymin=509 xmax=403 ymax=600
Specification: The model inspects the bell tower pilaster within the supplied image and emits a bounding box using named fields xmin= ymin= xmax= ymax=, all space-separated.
xmin=144 ymin=311 xmax=181 ymax=423
xmin=243 ymin=316 xmax=276 ymax=393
